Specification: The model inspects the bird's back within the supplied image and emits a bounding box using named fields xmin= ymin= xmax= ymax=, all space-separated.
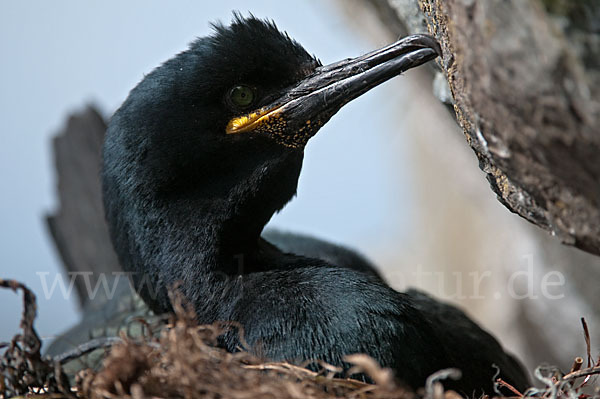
xmin=44 ymin=231 xmax=382 ymax=368
xmin=262 ymin=229 xmax=384 ymax=280
xmin=406 ymin=288 xmax=530 ymax=394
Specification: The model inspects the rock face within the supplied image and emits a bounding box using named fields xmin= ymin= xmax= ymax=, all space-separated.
xmin=421 ymin=0 xmax=600 ymax=256
xmin=373 ymin=0 xmax=600 ymax=256
xmin=47 ymin=107 xmax=121 ymax=307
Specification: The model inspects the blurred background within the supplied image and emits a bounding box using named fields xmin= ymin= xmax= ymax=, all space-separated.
xmin=1 ymin=0 xmax=598 ymax=374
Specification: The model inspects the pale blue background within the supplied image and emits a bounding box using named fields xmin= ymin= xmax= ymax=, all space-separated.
xmin=0 ymin=1 xmax=413 ymax=344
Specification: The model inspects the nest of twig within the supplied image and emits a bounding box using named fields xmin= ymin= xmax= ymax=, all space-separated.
xmin=1 ymin=279 xmax=599 ymax=399
xmin=73 ymin=290 xmax=425 ymax=399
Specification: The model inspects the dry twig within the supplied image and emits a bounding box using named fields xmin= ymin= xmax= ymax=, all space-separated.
xmin=0 ymin=279 xmax=73 ymax=398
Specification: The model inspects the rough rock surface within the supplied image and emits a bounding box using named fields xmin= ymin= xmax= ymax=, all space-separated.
xmin=376 ymin=0 xmax=600 ymax=256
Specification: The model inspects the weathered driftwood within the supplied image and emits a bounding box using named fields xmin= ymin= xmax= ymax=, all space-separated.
xmin=47 ymin=106 xmax=122 ymax=307
xmin=372 ymin=0 xmax=600 ymax=256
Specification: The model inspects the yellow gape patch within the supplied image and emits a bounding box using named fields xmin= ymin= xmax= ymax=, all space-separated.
xmin=226 ymin=108 xmax=279 ymax=134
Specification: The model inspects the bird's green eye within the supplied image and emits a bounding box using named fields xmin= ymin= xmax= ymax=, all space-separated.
xmin=229 ymin=85 xmax=255 ymax=108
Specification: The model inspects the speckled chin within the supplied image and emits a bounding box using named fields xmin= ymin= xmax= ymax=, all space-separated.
xmin=258 ymin=112 xmax=332 ymax=149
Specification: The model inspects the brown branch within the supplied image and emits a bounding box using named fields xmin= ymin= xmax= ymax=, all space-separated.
xmin=570 ymin=357 xmax=584 ymax=374
xmin=495 ymin=377 xmax=523 ymax=397
xmin=581 ymin=318 xmax=592 ymax=368
xmin=562 ymin=365 xmax=600 ymax=381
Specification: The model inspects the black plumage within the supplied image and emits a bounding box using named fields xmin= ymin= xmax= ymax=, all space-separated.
xmin=100 ymin=15 xmax=528 ymax=396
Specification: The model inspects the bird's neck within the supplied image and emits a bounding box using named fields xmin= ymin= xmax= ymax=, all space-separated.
xmin=106 ymin=150 xmax=304 ymax=313
xmin=157 ymin=196 xmax=269 ymax=272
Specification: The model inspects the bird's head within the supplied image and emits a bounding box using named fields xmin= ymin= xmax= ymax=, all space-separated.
xmin=102 ymin=15 xmax=439 ymax=254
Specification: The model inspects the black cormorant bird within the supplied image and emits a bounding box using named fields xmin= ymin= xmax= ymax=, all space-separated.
xmin=73 ymin=16 xmax=527 ymax=396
